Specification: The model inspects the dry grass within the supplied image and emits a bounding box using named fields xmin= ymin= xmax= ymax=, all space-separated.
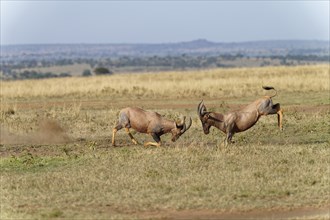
xmin=1 ymin=143 xmax=329 ymax=219
xmin=0 ymin=65 xmax=329 ymax=219
xmin=1 ymin=65 xmax=328 ymax=101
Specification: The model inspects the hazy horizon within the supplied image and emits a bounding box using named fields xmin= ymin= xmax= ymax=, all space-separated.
xmin=1 ymin=1 xmax=329 ymax=45
xmin=1 ymin=38 xmax=330 ymax=47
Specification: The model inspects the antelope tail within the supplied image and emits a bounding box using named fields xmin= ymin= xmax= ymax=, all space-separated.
xmin=262 ymin=86 xmax=277 ymax=98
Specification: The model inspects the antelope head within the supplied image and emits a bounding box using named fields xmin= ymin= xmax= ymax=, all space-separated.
xmin=171 ymin=116 xmax=192 ymax=142
xmin=197 ymin=100 xmax=212 ymax=134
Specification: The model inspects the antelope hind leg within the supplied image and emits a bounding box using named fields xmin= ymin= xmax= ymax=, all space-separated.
xmin=262 ymin=102 xmax=283 ymax=131
xmin=271 ymin=103 xmax=283 ymax=130
xmin=112 ymin=128 xmax=117 ymax=146
xmin=277 ymin=108 xmax=283 ymax=131
xmin=125 ymin=128 xmax=139 ymax=145
xmin=112 ymin=123 xmax=123 ymax=146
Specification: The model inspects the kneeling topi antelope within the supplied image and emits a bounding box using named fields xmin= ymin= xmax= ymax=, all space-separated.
xmin=112 ymin=107 xmax=192 ymax=147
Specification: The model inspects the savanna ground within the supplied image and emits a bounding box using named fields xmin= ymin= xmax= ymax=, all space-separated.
xmin=0 ymin=65 xmax=329 ymax=219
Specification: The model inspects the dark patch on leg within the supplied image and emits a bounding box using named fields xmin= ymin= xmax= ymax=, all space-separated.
xmin=115 ymin=124 xmax=123 ymax=130
xmin=269 ymin=103 xmax=281 ymax=114
xmin=151 ymin=133 xmax=161 ymax=143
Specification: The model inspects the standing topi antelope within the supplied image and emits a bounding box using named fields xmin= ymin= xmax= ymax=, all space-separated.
xmin=112 ymin=107 xmax=192 ymax=147
xmin=197 ymin=86 xmax=283 ymax=146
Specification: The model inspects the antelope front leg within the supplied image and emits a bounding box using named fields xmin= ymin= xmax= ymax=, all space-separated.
xmin=144 ymin=142 xmax=161 ymax=147
xmin=223 ymin=122 xmax=235 ymax=148
xmin=223 ymin=132 xmax=233 ymax=148
xmin=224 ymin=138 xmax=229 ymax=148
xmin=144 ymin=133 xmax=161 ymax=147
xmin=125 ymin=128 xmax=139 ymax=145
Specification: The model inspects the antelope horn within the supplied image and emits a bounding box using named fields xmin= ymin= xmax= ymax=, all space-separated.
xmin=181 ymin=116 xmax=192 ymax=134
xmin=198 ymin=100 xmax=207 ymax=117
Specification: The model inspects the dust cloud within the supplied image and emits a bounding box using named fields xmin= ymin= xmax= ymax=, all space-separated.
xmin=0 ymin=119 xmax=71 ymax=145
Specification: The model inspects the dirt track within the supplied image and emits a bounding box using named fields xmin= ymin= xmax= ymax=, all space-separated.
xmin=5 ymin=97 xmax=330 ymax=112
xmin=135 ymin=206 xmax=330 ymax=219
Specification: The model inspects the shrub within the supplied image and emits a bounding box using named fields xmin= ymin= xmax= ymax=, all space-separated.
xmin=82 ymin=69 xmax=92 ymax=77
xmin=93 ymin=67 xmax=113 ymax=75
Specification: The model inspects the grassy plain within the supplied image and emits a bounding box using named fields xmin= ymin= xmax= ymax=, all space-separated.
xmin=0 ymin=65 xmax=329 ymax=219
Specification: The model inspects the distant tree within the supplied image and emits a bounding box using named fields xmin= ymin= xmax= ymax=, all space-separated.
xmin=94 ymin=67 xmax=113 ymax=75
xmin=59 ymin=72 xmax=71 ymax=77
xmin=82 ymin=69 xmax=92 ymax=77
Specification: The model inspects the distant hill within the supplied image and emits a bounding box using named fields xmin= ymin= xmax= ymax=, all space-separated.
xmin=1 ymin=39 xmax=329 ymax=61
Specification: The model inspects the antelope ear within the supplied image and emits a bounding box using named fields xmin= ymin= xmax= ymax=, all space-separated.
xmin=176 ymin=116 xmax=185 ymax=127
xmin=175 ymin=120 xmax=180 ymax=128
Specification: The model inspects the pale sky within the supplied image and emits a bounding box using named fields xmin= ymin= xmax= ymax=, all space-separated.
xmin=1 ymin=1 xmax=329 ymax=45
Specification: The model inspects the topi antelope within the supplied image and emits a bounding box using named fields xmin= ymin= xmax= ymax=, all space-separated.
xmin=197 ymin=86 xmax=283 ymax=146
xmin=112 ymin=107 xmax=192 ymax=147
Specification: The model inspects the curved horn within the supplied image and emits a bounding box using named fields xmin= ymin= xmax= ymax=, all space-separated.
xmin=197 ymin=100 xmax=207 ymax=118
xmin=180 ymin=117 xmax=192 ymax=134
